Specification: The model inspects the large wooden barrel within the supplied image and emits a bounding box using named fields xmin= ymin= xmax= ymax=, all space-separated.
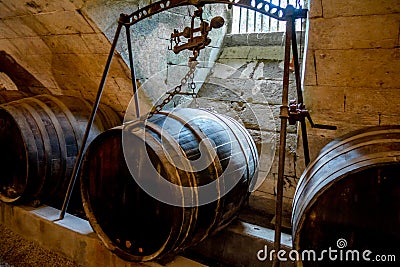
xmin=0 ymin=94 xmax=122 ymax=205
xmin=0 ymin=90 xmax=29 ymax=103
xmin=292 ymin=126 xmax=400 ymax=266
xmin=80 ymin=108 xmax=259 ymax=261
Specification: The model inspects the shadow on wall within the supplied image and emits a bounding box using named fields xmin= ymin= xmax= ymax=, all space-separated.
xmin=11 ymin=11 xmax=103 ymax=98
xmin=0 ymin=51 xmax=50 ymax=95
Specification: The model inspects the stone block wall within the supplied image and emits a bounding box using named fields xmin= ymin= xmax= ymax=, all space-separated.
xmin=301 ymin=0 xmax=400 ymax=164
xmin=0 ymin=0 xmax=227 ymax=116
xmin=0 ymin=0 xmax=143 ymax=114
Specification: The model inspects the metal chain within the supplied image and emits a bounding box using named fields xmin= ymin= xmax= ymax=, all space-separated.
xmin=148 ymin=60 xmax=198 ymax=118
xmin=188 ymin=65 xmax=196 ymax=92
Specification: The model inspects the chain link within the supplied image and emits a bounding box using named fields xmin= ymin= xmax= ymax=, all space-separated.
xmin=148 ymin=60 xmax=198 ymax=118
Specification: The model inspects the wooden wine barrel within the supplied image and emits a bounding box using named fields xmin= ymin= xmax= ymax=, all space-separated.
xmin=0 ymin=94 xmax=122 ymax=205
xmin=80 ymin=108 xmax=259 ymax=261
xmin=292 ymin=126 xmax=400 ymax=266
xmin=0 ymin=90 xmax=29 ymax=103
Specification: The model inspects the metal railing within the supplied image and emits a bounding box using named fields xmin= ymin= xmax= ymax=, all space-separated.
xmin=230 ymin=0 xmax=305 ymax=33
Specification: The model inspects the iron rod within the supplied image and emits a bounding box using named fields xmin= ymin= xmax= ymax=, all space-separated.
xmin=239 ymin=7 xmax=242 ymax=33
xmin=227 ymin=5 xmax=233 ymax=33
xmin=272 ymin=6 xmax=293 ymax=267
xmin=277 ymin=0 xmax=281 ymax=31
xmin=291 ymin=17 xmax=310 ymax=165
xmin=260 ymin=12 xmax=264 ymax=32
xmin=245 ymin=8 xmax=249 ymax=33
xmin=254 ymin=10 xmax=256 ymax=32
xmin=125 ymin=24 xmax=141 ymax=118
xmin=269 ymin=14 xmax=272 ymax=31
xmin=291 ymin=23 xmax=303 ymax=104
xmin=58 ymin=21 xmax=123 ymax=220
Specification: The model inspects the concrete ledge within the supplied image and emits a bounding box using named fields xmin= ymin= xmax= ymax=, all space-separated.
xmin=0 ymin=202 xmax=205 ymax=267
xmin=191 ymin=220 xmax=294 ymax=267
xmin=0 ymin=202 xmax=293 ymax=267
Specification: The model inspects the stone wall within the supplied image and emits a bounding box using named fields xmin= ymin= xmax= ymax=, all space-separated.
xmin=0 ymin=0 xmax=227 ymax=116
xmin=301 ymin=0 xmax=400 ymax=163
xmin=0 ymin=0 xmax=138 ymax=114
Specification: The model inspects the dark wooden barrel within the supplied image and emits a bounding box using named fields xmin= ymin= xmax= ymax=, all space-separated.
xmin=292 ymin=126 xmax=400 ymax=266
xmin=0 ymin=94 xmax=122 ymax=205
xmin=80 ymin=108 xmax=259 ymax=261
xmin=0 ymin=90 xmax=29 ymax=103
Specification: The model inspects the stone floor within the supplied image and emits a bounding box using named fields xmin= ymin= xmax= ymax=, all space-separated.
xmin=0 ymin=223 xmax=79 ymax=267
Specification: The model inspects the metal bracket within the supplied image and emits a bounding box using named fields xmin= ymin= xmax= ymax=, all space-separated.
xmin=169 ymin=6 xmax=224 ymax=61
xmin=289 ymin=100 xmax=337 ymax=130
